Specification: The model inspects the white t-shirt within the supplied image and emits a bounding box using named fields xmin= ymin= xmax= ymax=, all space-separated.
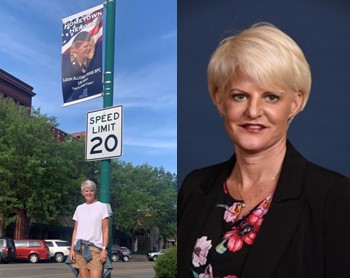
xmin=73 ymin=201 xmax=109 ymax=248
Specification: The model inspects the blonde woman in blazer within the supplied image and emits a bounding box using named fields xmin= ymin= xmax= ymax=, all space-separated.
xmin=178 ymin=23 xmax=350 ymax=278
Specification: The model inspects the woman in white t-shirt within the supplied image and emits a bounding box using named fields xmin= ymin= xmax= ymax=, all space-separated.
xmin=70 ymin=180 xmax=109 ymax=278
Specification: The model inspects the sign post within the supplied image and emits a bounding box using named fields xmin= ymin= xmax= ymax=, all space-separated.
xmin=100 ymin=1 xmax=116 ymax=275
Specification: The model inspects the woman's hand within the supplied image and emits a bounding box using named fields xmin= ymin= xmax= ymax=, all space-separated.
xmin=70 ymin=249 xmax=76 ymax=263
xmin=100 ymin=249 xmax=107 ymax=263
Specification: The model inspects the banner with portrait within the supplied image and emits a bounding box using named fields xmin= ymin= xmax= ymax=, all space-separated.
xmin=61 ymin=4 xmax=104 ymax=106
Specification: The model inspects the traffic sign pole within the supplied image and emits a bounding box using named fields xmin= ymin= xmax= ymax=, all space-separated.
xmin=100 ymin=1 xmax=116 ymax=276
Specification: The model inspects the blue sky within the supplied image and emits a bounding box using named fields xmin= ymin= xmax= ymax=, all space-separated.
xmin=0 ymin=0 xmax=177 ymax=174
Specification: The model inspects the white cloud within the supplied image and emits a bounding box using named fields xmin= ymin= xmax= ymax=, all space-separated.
xmin=125 ymin=137 xmax=176 ymax=150
xmin=160 ymin=30 xmax=177 ymax=41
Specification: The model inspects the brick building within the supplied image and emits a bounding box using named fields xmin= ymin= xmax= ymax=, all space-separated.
xmin=0 ymin=68 xmax=69 ymax=143
xmin=0 ymin=69 xmax=36 ymax=107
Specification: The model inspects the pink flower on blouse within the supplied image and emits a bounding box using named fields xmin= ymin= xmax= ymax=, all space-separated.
xmin=221 ymin=194 xmax=273 ymax=253
xmin=199 ymin=264 xmax=213 ymax=278
xmin=192 ymin=236 xmax=212 ymax=267
xmin=224 ymin=229 xmax=244 ymax=252
xmin=223 ymin=202 xmax=243 ymax=223
xmin=224 ymin=212 xmax=263 ymax=252
xmin=252 ymin=198 xmax=272 ymax=218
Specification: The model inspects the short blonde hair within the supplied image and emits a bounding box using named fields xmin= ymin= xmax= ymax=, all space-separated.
xmin=81 ymin=179 xmax=96 ymax=192
xmin=208 ymin=23 xmax=311 ymax=111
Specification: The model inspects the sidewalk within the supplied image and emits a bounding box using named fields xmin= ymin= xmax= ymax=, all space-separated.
xmin=130 ymin=254 xmax=149 ymax=262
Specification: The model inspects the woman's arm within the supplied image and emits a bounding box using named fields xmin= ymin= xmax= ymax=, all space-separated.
xmin=70 ymin=220 xmax=78 ymax=262
xmin=100 ymin=217 xmax=109 ymax=263
xmin=102 ymin=217 xmax=109 ymax=247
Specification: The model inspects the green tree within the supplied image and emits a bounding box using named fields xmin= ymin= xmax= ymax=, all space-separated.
xmin=60 ymin=136 xmax=101 ymax=210
xmin=0 ymin=100 xmax=89 ymax=237
xmin=148 ymin=168 xmax=177 ymax=248
xmin=110 ymin=161 xmax=177 ymax=249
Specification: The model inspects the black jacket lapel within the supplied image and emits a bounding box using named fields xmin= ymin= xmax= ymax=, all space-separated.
xmin=241 ymin=142 xmax=308 ymax=278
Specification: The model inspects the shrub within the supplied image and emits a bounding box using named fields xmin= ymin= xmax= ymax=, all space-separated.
xmin=153 ymin=247 xmax=177 ymax=278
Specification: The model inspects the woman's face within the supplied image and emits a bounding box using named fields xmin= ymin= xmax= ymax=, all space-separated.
xmin=215 ymin=71 xmax=303 ymax=154
xmin=75 ymin=41 xmax=91 ymax=63
xmin=82 ymin=186 xmax=96 ymax=204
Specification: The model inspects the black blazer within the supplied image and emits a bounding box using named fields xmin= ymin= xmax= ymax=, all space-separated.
xmin=178 ymin=142 xmax=350 ymax=278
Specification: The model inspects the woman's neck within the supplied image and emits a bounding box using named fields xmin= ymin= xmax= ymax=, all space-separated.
xmin=233 ymin=142 xmax=286 ymax=186
xmin=85 ymin=199 xmax=97 ymax=205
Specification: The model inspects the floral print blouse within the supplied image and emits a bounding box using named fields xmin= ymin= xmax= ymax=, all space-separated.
xmin=191 ymin=182 xmax=274 ymax=278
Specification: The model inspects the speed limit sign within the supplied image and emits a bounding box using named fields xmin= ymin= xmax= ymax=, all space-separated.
xmin=86 ymin=105 xmax=123 ymax=161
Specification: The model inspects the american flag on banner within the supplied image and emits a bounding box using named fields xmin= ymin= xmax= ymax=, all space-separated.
xmin=61 ymin=4 xmax=104 ymax=106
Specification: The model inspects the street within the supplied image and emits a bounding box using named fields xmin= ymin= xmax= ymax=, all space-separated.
xmin=0 ymin=261 xmax=155 ymax=278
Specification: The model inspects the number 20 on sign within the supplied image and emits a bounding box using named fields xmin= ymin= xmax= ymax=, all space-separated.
xmin=86 ymin=105 xmax=123 ymax=161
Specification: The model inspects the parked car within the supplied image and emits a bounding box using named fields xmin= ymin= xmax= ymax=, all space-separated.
xmin=0 ymin=237 xmax=16 ymax=263
xmin=110 ymin=244 xmax=132 ymax=262
xmin=44 ymin=239 xmax=71 ymax=263
xmin=147 ymin=249 xmax=164 ymax=261
xmin=14 ymin=239 xmax=50 ymax=263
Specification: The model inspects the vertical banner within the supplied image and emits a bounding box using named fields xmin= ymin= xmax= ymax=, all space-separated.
xmin=61 ymin=4 xmax=104 ymax=106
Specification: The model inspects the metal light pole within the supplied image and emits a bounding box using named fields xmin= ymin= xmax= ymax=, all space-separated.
xmin=100 ymin=1 xmax=116 ymax=277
